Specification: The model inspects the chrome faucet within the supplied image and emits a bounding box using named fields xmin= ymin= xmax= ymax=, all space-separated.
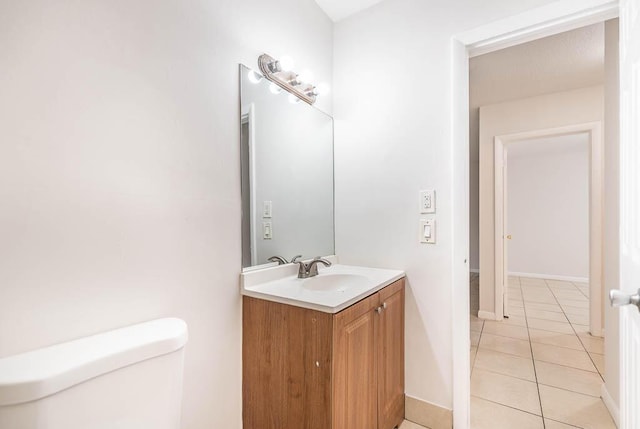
xmin=267 ymin=255 xmax=288 ymax=265
xmin=294 ymin=257 xmax=332 ymax=278
xmin=267 ymin=255 xmax=303 ymax=265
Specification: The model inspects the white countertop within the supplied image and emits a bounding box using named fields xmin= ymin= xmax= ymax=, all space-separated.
xmin=240 ymin=257 xmax=405 ymax=313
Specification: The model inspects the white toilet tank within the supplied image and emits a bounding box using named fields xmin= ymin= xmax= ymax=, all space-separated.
xmin=0 ymin=318 xmax=188 ymax=429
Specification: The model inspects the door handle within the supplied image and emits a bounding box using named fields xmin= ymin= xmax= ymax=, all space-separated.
xmin=609 ymin=288 xmax=640 ymax=311
xmin=506 ymin=235 xmax=512 ymax=240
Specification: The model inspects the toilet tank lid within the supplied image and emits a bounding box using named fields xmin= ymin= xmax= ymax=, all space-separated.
xmin=0 ymin=318 xmax=188 ymax=406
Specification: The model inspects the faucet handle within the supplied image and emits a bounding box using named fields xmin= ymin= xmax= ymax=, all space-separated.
xmin=291 ymin=255 xmax=303 ymax=263
xmin=307 ymin=258 xmax=332 ymax=277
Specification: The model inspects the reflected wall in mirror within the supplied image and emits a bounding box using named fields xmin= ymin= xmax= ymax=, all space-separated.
xmin=240 ymin=64 xmax=334 ymax=269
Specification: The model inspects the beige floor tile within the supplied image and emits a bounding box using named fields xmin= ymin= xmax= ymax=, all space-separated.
xmin=532 ymin=343 xmax=597 ymax=372
xmin=509 ymin=306 xmax=525 ymax=317
xmin=561 ymin=305 xmax=589 ymax=316
xmin=474 ymin=348 xmax=535 ymax=381
xmin=485 ymin=315 xmax=526 ymax=328
xmin=558 ymin=298 xmax=589 ymax=308
xmin=526 ymin=309 xmax=568 ymax=322
xmin=509 ymin=298 xmax=524 ymax=307
xmin=471 ymin=369 xmax=541 ymax=415
xmin=544 ymin=418 xmax=583 ymax=428
xmin=399 ymin=420 xmax=427 ymax=429
xmin=528 ymin=328 xmax=584 ymax=351
xmin=539 ymin=385 xmax=616 ymax=429
xmin=572 ymin=324 xmax=590 ymax=334
xmin=566 ymin=313 xmax=589 ymax=325
xmin=520 ymin=285 xmax=549 ymax=292
xmin=590 ymin=352 xmax=605 ymax=374
xmin=522 ymin=287 xmax=554 ymax=296
xmin=551 ymin=290 xmax=587 ymax=301
xmin=578 ymin=333 xmax=604 ymax=354
xmin=524 ymin=302 xmax=564 ymax=313
xmin=471 ymin=346 xmax=478 ymax=370
xmin=522 ymin=294 xmax=558 ymax=304
xmin=576 ymin=286 xmax=590 ymax=297
xmin=471 ymin=396 xmax=544 ymax=429
xmin=520 ymin=277 xmax=547 ymax=285
xmin=526 ymin=318 xmax=575 ymax=335
xmin=479 ymin=333 xmax=532 ymax=358
xmin=482 ymin=322 xmax=529 ymax=340
xmin=471 ymin=330 xmax=480 ymax=346
xmin=470 ymin=317 xmax=484 ymax=333
xmin=535 ymin=360 xmax=604 ymax=397
xmin=547 ymin=280 xmax=575 ymax=289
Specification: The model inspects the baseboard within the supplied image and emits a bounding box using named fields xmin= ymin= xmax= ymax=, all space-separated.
xmin=405 ymin=395 xmax=453 ymax=429
xmin=591 ymin=328 xmax=604 ymax=338
xmin=601 ymin=383 xmax=620 ymax=428
xmin=508 ymin=271 xmax=589 ymax=283
xmin=477 ymin=310 xmax=497 ymax=320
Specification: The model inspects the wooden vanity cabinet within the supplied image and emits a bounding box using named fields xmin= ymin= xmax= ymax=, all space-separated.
xmin=243 ymin=278 xmax=405 ymax=429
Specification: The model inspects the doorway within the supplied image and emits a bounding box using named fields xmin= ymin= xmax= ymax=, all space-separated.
xmin=469 ymin=127 xmax=613 ymax=428
xmin=450 ymin=3 xmax=620 ymax=428
xmin=494 ymin=123 xmax=603 ymax=337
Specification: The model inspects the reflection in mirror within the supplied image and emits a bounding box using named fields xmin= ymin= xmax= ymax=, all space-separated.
xmin=240 ymin=65 xmax=334 ymax=269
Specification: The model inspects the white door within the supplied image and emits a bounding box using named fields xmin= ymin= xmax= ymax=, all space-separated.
xmin=609 ymin=1 xmax=640 ymax=427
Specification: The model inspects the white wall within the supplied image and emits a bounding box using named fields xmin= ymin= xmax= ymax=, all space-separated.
xmin=333 ymin=0 xmax=564 ymax=410
xmin=468 ymin=24 xmax=605 ymax=271
xmin=477 ymin=86 xmax=603 ymax=317
xmin=506 ymin=134 xmax=590 ymax=279
xmin=0 ymin=1 xmax=332 ymax=428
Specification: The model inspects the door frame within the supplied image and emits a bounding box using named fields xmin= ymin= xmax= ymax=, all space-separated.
xmin=493 ymin=123 xmax=603 ymax=335
xmin=451 ymin=1 xmax=619 ymax=428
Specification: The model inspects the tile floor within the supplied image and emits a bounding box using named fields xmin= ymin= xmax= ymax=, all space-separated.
xmin=470 ymin=275 xmax=616 ymax=429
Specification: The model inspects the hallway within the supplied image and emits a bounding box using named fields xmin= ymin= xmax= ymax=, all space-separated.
xmin=470 ymin=275 xmax=616 ymax=428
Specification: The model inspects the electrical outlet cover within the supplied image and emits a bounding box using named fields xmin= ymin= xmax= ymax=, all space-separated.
xmin=419 ymin=190 xmax=436 ymax=214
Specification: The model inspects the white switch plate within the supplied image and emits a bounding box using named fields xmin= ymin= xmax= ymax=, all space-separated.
xmin=419 ymin=219 xmax=435 ymax=244
xmin=419 ymin=189 xmax=435 ymax=214
xmin=263 ymin=222 xmax=272 ymax=239
xmin=263 ymin=201 xmax=272 ymax=218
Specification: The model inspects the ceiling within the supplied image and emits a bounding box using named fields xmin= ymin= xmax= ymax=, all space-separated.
xmin=470 ymin=22 xmax=605 ymax=109
xmin=313 ymin=0 xmax=384 ymax=22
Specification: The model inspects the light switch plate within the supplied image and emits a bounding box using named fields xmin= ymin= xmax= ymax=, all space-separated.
xmin=419 ymin=190 xmax=436 ymax=214
xmin=419 ymin=219 xmax=435 ymax=244
xmin=263 ymin=222 xmax=272 ymax=239
xmin=263 ymin=201 xmax=272 ymax=218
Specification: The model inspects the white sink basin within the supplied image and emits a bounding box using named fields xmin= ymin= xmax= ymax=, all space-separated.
xmin=240 ymin=258 xmax=405 ymax=313
xmin=302 ymin=273 xmax=369 ymax=292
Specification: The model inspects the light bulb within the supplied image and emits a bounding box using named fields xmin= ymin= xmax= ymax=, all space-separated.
xmin=269 ymin=83 xmax=282 ymax=94
xmin=297 ymin=69 xmax=314 ymax=83
xmin=278 ymin=56 xmax=295 ymax=72
xmin=315 ymin=82 xmax=330 ymax=96
xmin=288 ymin=94 xmax=301 ymax=104
xmin=247 ymin=70 xmax=263 ymax=84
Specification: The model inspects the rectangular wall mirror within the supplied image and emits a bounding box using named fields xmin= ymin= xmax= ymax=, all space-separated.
xmin=239 ymin=64 xmax=334 ymax=269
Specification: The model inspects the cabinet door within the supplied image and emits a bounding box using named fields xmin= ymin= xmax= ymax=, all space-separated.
xmin=332 ymin=293 xmax=379 ymax=429
xmin=243 ymin=297 xmax=332 ymax=429
xmin=377 ymin=280 xmax=405 ymax=429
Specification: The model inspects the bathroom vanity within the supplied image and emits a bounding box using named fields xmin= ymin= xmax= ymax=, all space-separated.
xmin=242 ymin=262 xmax=405 ymax=429
xmin=239 ymin=62 xmax=404 ymax=429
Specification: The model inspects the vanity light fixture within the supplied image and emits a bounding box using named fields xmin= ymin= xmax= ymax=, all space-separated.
xmin=258 ymin=53 xmax=321 ymax=105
